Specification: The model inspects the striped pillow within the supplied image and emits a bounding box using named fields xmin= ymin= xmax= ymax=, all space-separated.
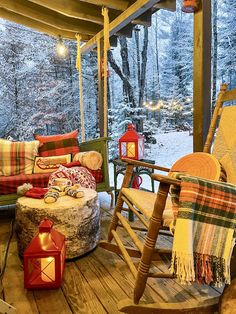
xmin=0 ymin=139 xmax=40 ymax=176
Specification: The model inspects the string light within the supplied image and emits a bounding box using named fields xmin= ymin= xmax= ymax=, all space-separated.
xmin=143 ymin=100 xmax=163 ymax=111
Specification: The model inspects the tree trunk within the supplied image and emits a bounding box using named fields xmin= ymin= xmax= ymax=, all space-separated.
xmin=139 ymin=27 xmax=149 ymax=107
xmin=212 ymin=0 xmax=218 ymax=113
xmin=119 ymin=36 xmax=132 ymax=108
xmin=108 ymin=50 xmax=135 ymax=108
xmin=155 ymin=15 xmax=160 ymax=100
xmin=135 ymin=30 xmax=141 ymax=95
xmin=119 ymin=37 xmax=130 ymax=78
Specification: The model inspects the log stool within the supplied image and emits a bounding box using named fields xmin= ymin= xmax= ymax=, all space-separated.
xmin=15 ymin=188 xmax=100 ymax=259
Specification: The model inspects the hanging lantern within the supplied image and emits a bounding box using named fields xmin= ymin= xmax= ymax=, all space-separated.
xmin=24 ymin=218 xmax=65 ymax=289
xmin=182 ymin=0 xmax=200 ymax=13
xmin=119 ymin=124 xmax=144 ymax=160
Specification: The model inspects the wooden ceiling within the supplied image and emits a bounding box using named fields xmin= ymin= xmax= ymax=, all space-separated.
xmin=0 ymin=0 xmax=176 ymax=43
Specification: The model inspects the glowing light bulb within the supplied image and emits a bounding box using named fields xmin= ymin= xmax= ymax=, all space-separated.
xmin=56 ymin=37 xmax=68 ymax=57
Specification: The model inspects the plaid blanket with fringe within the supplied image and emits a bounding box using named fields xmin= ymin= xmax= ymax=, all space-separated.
xmin=169 ymin=173 xmax=236 ymax=287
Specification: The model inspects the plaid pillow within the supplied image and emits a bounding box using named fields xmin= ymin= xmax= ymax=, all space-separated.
xmin=0 ymin=139 xmax=40 ymax=176
xmin=38 ymin=138 xmax=79 ymax=157
xmin=34 ymin=129 xmax=78 ymax=143
xmin=34 ymin=130 xmax=79 ymax=157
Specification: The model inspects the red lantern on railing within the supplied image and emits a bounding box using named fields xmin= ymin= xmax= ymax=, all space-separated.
xmin=119 ymin=124 xmax=144 ymax=160
xmin=24 ymin=218 xmax=65 ymax=289
xmin=182 ymin=0 xmax=200 ymax=13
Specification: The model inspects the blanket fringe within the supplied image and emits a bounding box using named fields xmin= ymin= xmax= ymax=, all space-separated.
xmin=171 ymin=251 xmax=230 ymax=286
xmin=170 ymin=251 xmax=195 ymax=284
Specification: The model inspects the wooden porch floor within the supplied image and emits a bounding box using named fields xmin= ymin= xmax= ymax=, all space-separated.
xmin=0 ymin=194 xmax=222 ymax=314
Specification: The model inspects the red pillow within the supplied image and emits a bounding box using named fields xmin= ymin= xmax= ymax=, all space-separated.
xmin=34 ymin=130 xmax=79 ymax=157
xmin=34 ymin=130 xmax=78 ymax=143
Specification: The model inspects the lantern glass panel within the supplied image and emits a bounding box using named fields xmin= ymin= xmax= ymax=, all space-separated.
xmin=121 ymin=142 xmax=127 ymax=156
xmin=27 ymin=257 xmax=44 ymax=285
xmin=41 ymin=257 xmax=55 ymax=282
xmin=127 ymin=142 xmax=135 ymax=157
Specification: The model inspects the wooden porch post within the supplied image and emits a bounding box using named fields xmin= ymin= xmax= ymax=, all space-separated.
xmin=97 ymin=39 xmax=105 ymax=137
xmin=193 ymin=0 xmax=211 ymax=152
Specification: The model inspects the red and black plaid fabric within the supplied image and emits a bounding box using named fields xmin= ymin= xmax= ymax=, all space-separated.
xmin=0 ymin=173 xmax=50 ymax=195
xmin=39 ymin=138 xmax=79 ymax=157
xmin=0 ymin=168 xmax=102 ymax=195
xmin=88 ymin=168 xmax=103 ymax=183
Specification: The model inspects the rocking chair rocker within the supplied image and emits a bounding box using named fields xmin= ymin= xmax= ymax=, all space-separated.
xmin=100 ymin=83 xmax=236 ymax=313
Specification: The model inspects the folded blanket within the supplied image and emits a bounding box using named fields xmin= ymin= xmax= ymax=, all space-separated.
xmin=25 ymin=187 xmax=48 ymax=199
xmin=170 ymin=174 xmax=236 ymax=287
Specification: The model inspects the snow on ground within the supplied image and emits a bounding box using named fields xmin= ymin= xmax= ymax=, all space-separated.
xmin=108 ymin=131 xmax=193 ymax=192
xmin=147 ymin=130 xmax=193 ymax=168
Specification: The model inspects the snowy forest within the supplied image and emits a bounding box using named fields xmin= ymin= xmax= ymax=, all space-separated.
xmin=0 ymin=0 xmax=235 ymax=158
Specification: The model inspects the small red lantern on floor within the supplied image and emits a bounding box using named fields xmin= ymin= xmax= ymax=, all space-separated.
xmin=182 ymin=0 xmax=200 ymax=13
xmin=24 ymin=218 xmax=65 ymax=289
xmin=119 ymin=123 xmax=144 ymax=160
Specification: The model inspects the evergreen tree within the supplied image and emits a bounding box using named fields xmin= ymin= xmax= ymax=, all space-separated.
xmin=218 ymin=0 xmax=236 ymax=89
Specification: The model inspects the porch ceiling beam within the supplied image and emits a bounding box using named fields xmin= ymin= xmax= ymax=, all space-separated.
xmin=79 ymin=0 xmax=130 ymax=11
xmin=132 ymin=9 xmax=152 ymax=27
xmin=116 ymin=24 xmax=134 ymax=37
xmin=0 ymin=8 xmax=92 ymax=40
xmin=27 ymin=0 xmax=105 ymax=25
xmin=81 ymin=0 xmax=161 ymax=53
xmin=0 ymin=0 xmax=101 ymax=35
xmin=154 ymin=0 xmax=176 ymax=12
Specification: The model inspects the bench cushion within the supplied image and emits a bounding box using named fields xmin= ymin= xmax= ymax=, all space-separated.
xmin=0 ymin=173 xmax=50 ymax=195
xmin=0 ymin=168 xmax=103 ymax=195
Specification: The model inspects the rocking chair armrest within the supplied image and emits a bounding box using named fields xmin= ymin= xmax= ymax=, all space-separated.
xmin=121 ymin=158 xmax=170 ymax=172
xmin=151 ymin=173 xmax=181 ymax=186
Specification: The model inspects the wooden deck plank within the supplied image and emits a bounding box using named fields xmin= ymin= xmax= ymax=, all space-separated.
xmin=2 ymin=234 xmax=39 ymax=313
xmin=100 ymin=205 xmax=221 ymax=304
xmin=33 ymin=289 xmax=72 ymax=314
xmin=75 ymin=253 xmax=128 ymax=314
xmin=92 ymin=247 xmax=164 ymax=304
xmin=62 ymin=262 xmax=107 ymax=314
xmin=0 ymin=198 xmax=223 ymax=314
xmin=0 ymin=219 xmax=12 ymax=299
xmin=100 ymin=214 xmax=192 ymax=303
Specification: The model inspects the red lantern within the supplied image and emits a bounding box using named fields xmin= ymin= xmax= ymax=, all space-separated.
xmin=182 ymin=0 xmax=200 ymax=13
xmin=119 ymin=124 xmax=144 ymax=160
xmin=24 ymin=218 xmax=65 ymax=289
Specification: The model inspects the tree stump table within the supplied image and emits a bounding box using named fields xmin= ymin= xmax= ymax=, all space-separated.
xmin=15 ymin=188 xmax=100 ymax=259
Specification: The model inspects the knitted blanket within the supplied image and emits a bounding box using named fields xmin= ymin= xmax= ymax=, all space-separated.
xmin=170 ymin=173 xmax=236 ymax=286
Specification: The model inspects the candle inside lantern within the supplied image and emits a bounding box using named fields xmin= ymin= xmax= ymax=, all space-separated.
xmin=127 ymin=142 xmax=135 ymax=157
xmin=41 ymin=257 xmax=55 ymax=282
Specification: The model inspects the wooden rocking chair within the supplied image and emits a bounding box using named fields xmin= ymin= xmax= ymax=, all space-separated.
xmin=100 ymin=83 xmax=236 ymax=313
